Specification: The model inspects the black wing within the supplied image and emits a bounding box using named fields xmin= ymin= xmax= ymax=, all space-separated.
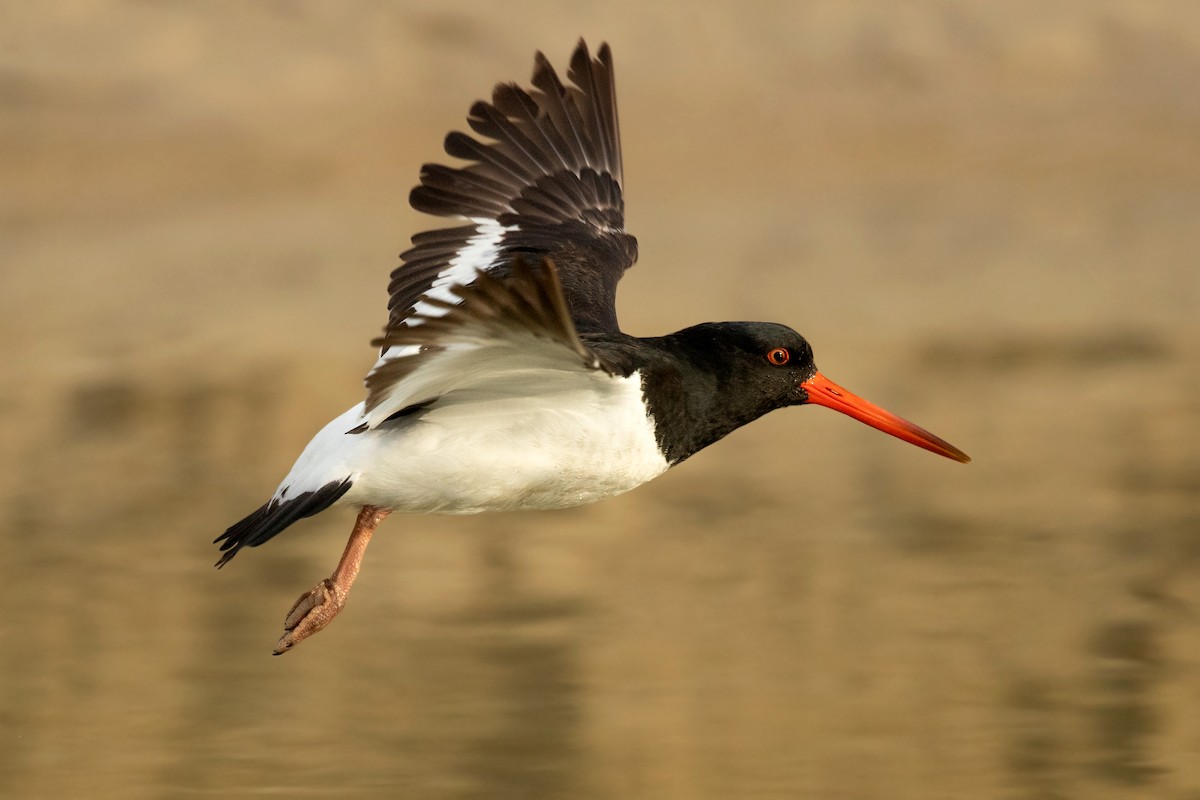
xmin=384 ymin=39 xmax=637 ymax=338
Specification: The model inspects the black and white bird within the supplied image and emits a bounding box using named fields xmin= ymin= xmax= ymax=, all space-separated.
xmin=216 ymin=40 xmax=969 ymax=655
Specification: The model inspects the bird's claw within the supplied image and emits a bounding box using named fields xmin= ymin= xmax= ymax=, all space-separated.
xmin=273 ymin=578 xmax=345 ymax=655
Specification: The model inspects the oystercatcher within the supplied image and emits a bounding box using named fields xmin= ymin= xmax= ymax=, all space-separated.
xmin=216 ymin=40 xmax=969 ymax=655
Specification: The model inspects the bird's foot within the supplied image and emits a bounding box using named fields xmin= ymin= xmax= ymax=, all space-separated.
xmin=273 ymin=578 xmax=347 ymax=655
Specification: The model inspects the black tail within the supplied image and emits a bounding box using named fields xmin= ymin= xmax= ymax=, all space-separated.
xmin=214 ymin=478 xmax=353 ymax=568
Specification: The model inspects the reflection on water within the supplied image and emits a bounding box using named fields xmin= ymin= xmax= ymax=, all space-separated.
xmin=3 ymin=333 xmax=1197 ymax=799
xmin=1087 ymin=620 xmax=1161 ymax=787
xmin=5 ymin=3 xmax=1200 ymax=799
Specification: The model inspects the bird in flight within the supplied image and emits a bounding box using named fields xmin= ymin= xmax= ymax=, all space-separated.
xmin=216 ymin=40 xmax=969 ymax=655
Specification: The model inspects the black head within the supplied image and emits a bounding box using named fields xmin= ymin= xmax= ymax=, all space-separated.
xmin=634 ymin=321 xmax=815 ymax=462
xmin=674 ymin=321 xmax=818 ymax=408
xmin=640 ymin=321 xmax=970 ymax=465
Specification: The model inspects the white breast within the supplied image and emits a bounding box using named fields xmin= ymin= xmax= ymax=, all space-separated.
xmin=345 ymin=370 xmax=669 ymax=514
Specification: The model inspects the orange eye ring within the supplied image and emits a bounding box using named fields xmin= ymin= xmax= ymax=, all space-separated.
xmin=766 ymin=347 xmax=790 ymax=366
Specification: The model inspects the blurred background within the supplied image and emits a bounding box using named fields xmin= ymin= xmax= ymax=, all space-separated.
xmin=2 ymin=2 xmax=1199 ymax=798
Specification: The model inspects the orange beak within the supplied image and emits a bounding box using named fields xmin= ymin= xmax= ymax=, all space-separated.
xmin=801 ymin=372 xmax=970 ymax=463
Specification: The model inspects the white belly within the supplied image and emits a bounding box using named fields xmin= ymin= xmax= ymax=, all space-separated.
xmin=344 ymin=371 xmax=669 ymax=514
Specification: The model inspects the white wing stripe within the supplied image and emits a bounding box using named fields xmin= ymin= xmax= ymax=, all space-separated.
xmin=408 ymin=218 xmax=518 ymax=324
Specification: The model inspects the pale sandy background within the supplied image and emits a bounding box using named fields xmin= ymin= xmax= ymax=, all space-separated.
xmin=2 ymin=2 xmax=1199 ymax=798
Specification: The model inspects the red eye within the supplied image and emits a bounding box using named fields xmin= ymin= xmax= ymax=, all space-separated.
xmin=767 ymin=347 xmax=790 ymax=366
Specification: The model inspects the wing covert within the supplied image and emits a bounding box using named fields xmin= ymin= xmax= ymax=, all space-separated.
xmin=365 ymin=259 xmax=613 ymax=426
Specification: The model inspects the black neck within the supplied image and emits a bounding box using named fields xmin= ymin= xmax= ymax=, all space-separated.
xmin=589 ymin=326 xmax=796 ymax=464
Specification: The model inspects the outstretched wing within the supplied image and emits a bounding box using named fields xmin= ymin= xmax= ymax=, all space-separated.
xmin=364 ymin=259 xmax=615 ymax=427
xmin=384 ymin=39 xmax=636 ymax=341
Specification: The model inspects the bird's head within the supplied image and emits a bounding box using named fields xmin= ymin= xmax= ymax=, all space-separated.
xmin=681 ymin=322 xmax=970 ymax=463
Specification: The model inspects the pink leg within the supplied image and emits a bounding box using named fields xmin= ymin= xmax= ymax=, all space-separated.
xmin=273 ymin=505 xmax=391 ymax=655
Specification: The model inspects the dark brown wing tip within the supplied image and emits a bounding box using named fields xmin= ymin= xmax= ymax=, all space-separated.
xmin=569 ymin=39 xmax=615 ymax=77
xmin=569 ymin=39 xmax=593 ymax=80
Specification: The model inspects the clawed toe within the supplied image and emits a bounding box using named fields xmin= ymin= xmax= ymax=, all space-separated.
xmin=274 ymin=579 xmax=345 ymax=655
xmin=283 ymin=579 xmax=334 ymax=630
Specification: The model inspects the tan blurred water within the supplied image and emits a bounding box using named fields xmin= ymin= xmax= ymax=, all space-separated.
xmin=3 ymin=2 xmax=1200 ymax=798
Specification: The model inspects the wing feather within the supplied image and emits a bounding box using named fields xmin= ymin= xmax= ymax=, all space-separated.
xmin=381 ymin=40 xmax=636 ymax=341
xmin=364 ymin=259 xmax=611 ymax=426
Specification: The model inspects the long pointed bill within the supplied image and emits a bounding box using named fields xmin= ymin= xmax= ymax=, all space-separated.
xmin=801 ymin=372 xmax=970 ymax=463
